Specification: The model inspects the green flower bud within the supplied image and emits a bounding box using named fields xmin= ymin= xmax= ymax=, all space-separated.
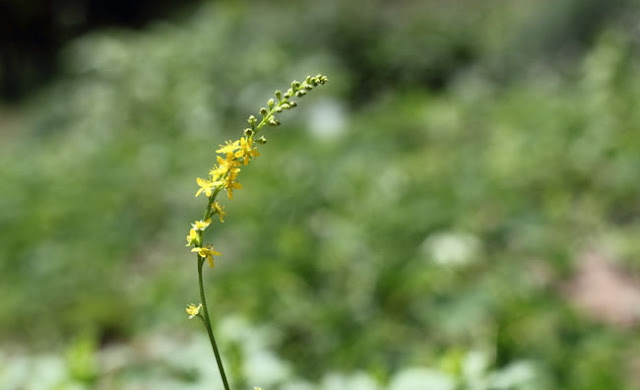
xmin=311 ymin=74 xmax=328 ymax=86
xmin=288 ymin=101 xmax=297 ymax=108
xmin=244 ymin=128 xmax=253 ymax=137
xmin=275 ymin=90 xmax=282 ymax=100
xmin=256 ymin=136 xmax=267 ymax=144
xmin=296 ymin=90 xmax=307 ymax=97
xmin=248 ymin=115 xmax=258 ymax=125
xmin=268 ymin=117 xmax=280 ymax=126
xmin=291 ymin=80 xmax=301 ymax=89
xmin=275 ymin=106 xmax=283 ymax=113
xmin=260 ymin=107 xmax=268 ymax=116
xmin=267 ymin=98 xmax=275 ymax=108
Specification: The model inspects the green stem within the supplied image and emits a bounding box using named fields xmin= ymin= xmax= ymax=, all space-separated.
xmin=197 ymin=256 xmax=231 ymax=390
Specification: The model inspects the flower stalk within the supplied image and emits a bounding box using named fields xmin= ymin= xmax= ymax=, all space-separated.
xmin=184 ymin=74 xmax=328 ymax=389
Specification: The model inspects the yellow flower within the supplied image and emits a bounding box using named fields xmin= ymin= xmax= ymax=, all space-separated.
xmin=195 ymin=177 xmax=219 ymax=197
xmin=222 ymin=172 xmax=242 ymax=199
xmin=210 ymin=154 xmax=241 ymax=181
xmin=216 ymin=140 xmax=240 ymax=154
xmin=234 ymin=137 xmax=260 ymax=165
xmin=209 ymin=166 xmax=225 ymax=181
xmin=185 ymin=303 xmax=202 ymax=319
xmin=211 ymin=201 xmax=226 ymax=223
xmin=185 ymin=228 xmax=199 ymax=247
xmin=191 ymin=245 xmax=222 ymax=268
xmin=192 ymin=218 xmax=212 ymax=231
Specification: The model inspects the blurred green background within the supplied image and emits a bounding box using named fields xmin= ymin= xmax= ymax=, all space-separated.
xmin=2 ymin=0 xmax=640 ymax=389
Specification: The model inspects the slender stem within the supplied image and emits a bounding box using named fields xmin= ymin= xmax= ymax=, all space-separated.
xmin=197 ymin=256 xmax=231 ymax=390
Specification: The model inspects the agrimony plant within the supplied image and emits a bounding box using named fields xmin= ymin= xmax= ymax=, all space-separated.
xmin=183 ymin=74 xmax=328 ymax=390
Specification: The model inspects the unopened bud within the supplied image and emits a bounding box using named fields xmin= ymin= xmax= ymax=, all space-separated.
xmin=268 ymin=117 xmax=280 ymax=126
xmin=312 ymin=74 xmax=328 ymax=85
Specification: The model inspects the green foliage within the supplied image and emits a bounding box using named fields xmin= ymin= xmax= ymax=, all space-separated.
xmin=2 ymin=1 xmax=640 ymax=389
xmin=65 ymin=334 xmax=98 ymax=385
